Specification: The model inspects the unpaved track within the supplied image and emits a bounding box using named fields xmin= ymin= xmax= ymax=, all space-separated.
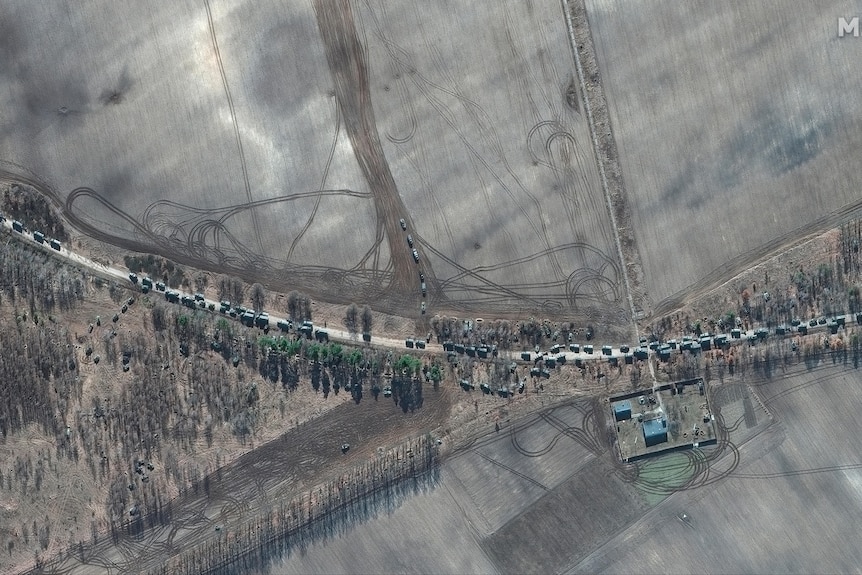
xmin=313 ymin=0 xmax=418 ymax=299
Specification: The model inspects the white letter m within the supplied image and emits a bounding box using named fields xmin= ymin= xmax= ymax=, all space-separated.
xmin=838 ymin=16 xmax=859 ymax=37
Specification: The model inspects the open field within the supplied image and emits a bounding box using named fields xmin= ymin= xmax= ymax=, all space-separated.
xmin=585 ymin=0 xmax=862 ymax=313
xmin=276 ymin=466 xmax=495 ymax=575
xmin=273 ymin=363 xmax=862 ymax=575
xmin=0 ymin=0 xmax=629 ymax=326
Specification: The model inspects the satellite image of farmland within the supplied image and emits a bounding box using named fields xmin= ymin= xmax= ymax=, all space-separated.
xmin=1 ymin=1 xmax=861 ymax=574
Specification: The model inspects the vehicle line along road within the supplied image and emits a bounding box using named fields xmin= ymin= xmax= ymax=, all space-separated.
xmin=1 ymin=216 xmax=851 ymax=371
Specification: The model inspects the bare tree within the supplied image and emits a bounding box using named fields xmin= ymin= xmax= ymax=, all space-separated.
xmin=287 ymin=291 xmax=301 ymax=321
xmin=250 ymin=283 xmax=266 ymax=313
xmin=193 ymin=274 xmax=208 ymax=293
xmin=344 ymin=303 xmax=359 ymax=334
xmin=288 ymin=291 xmax=312 ymax=322
xmin=361 ymin=305 xmax=373 ymax=334
xmin=218 ymin=277 xmax=244 ymax=305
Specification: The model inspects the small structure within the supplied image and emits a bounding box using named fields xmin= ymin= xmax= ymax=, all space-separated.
xmin=643 ymin=417 xmax=668 ymax=447
xmin=613 ymin=401 xmax=632 ymax=421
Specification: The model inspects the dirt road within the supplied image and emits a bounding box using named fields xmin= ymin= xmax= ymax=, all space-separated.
xmin=313 ymin=0 xmax=419 ymax=301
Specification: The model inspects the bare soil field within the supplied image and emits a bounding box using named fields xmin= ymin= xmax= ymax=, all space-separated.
xmin=276 ymin=466 xmax=496 ymax=575
xmin=585 ymin=0 xmax=862 ymax=312
xmin=0 ymin=0 xmax=629 ymax=326
xmin=277 ymin=359 xmax=862 ymax=575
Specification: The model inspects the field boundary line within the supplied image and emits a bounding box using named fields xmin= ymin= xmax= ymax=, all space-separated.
xmin=562 ymin=0 xmax=650 ymax=329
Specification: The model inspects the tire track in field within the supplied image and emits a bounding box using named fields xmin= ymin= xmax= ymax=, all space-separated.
xmin=3 ymin=161 xmax=408 ymax=309
xmin=732 ymin=462 xmax=862 ymax=480
xmin=498 ymin=4 xmax=568 ymax=280
xmin=203 ymin=0 xmax=263 ymax=255
xmin=384 ymin=68 xmax=417 ymax=145
xmin=362 ymin=6 xmax=555 ymax=267
xmin=426 ymin=36 xmax=564 ymax=279
xmin=367 ymin=13 xmax=457 ymax=269
xmin=313 ymin=0 xmax=417 ymax=296
xmin=503 ymin=0 xmax=561 ymax=121
xmin=287 ymin=102 xmax=340 ymax=263
xmin=474 ymin=451 xmax=551 ymax=492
